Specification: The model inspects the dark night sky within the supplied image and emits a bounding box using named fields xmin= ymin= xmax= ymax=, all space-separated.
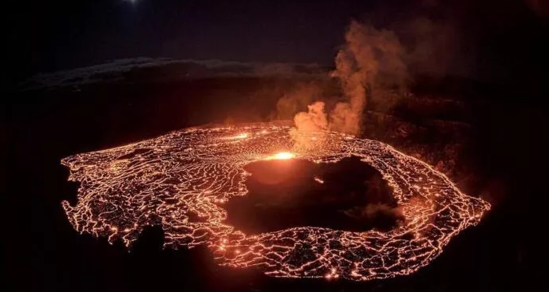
xmin=5 ymin=0 xmax=549 ymax=90
xmin=4 ymin=2 xmax=549 ymax=290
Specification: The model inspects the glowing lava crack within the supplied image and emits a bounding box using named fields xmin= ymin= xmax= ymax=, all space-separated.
xmin=61 ymin=121 xmax=490 ymax=281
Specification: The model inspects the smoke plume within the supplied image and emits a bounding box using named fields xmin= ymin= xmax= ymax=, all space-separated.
xmin=293 ymin=101 xmax=329 ymax=132
xmin=289 ymin=101 xmax=329 ymax=149
xmin=275 ymin=83 xmax=322 ymax=120
xmin=290 ymin=20 xmax=408 ymax=140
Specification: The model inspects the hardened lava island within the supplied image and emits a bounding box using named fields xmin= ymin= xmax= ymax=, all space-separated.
xmin=61 ymin=121 xmax=490 ymax=281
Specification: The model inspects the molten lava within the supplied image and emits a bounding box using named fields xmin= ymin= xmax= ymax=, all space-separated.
xmin=61 ymin=121 xmax=490 ymax=281
xmin=267 ymin=151 xmax=295 ymax=160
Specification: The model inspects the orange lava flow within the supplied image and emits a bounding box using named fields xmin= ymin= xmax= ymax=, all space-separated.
xmin=265 ymin=151 xmax=295 ymax=160
xmin=61 ymin=121 xmax=490 ymax=281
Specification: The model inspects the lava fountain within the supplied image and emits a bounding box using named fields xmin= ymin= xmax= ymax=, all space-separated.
xmin=61 ymin=121 xmax=490 ymax=281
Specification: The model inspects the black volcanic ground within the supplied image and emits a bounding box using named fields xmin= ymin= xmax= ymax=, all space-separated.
xmin=224 ymin=156 xmax=403 ymax=234
xmin=6 ymin=71 xmax=547 ymax=291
